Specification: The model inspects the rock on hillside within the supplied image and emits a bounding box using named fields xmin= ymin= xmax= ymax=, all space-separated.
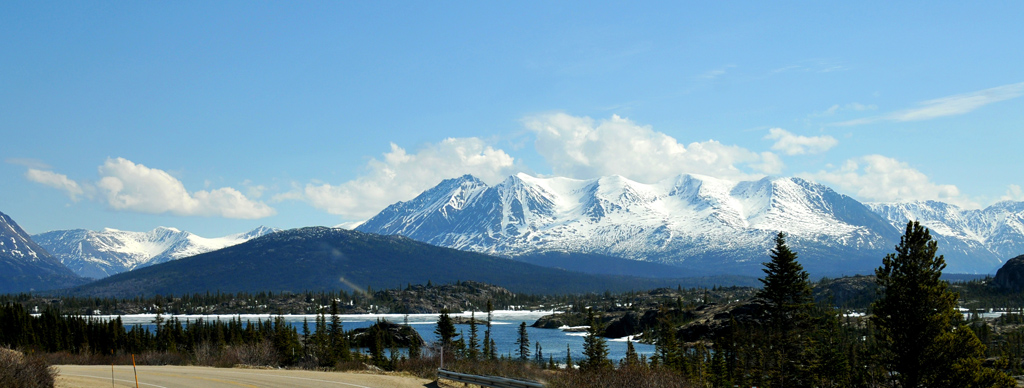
xmin=993 ymin=255 xmax=1024 ymax=291
xmin=371 ymin=281 xmax=515 ymax=313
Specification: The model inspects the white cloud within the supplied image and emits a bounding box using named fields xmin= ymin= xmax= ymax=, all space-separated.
xmin=1003 ymin=185 xmax=1024 ymax=202
xmin=764 ymin=128 xmax=838 ymax=156
xmin=524 ymin=113 xmax=781 ymax=182
xmin=804 ymin=155 xmax=977 ymax=208
xmin=836 ymin=82 xmax=1024 ymax=126
xmin=301 ymin=138 xmax=524 ymax=219
xmin=24 ymin=158 xmax=274 ymax=219
xmin=25 ymin=169 xmax=85 ymax=201
xmin=94 ymin=158 xmax=275 ymax=219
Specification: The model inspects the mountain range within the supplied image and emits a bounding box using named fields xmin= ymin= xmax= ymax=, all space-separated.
xmin=356 ymin=173 xmax=1024 ymax=275
xmin=0 ymin=211 xmax=84 ymax=293
xmin=3 ymin=172 xmax=1022 ymax=296
xmin=32 ymin=226 xmax=278 ymax=279
xmin=69 ymin=227 xmax=726 ymax=297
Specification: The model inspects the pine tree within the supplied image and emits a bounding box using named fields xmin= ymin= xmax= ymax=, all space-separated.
xmin=565 ymin=344 xmax=573 ymax=369
xmin=621 ymin=339 xmax=640 ymax=368
xmin=329 ymin=300 xmax=349 ymax=362
xmin=581 ymin=308 xmax=611 ymax=370
xmin=516 ymin=322 xmax=530 ymax=361
xmin=873 ymin=221 xmax=1013 ymax=388
xmin=435 ymin=309 xmax=457 ymax=349
xmin=756 ymin=232 xmax=815 ymax=387
xmin=483 ymin=300 xmax=493 ymax=360
xmin=467 ymin=312 xmax=479 ymax=361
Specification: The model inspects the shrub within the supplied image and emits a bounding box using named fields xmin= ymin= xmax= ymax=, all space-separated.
xmin=0 ymin=347 xmax=56 ymax=388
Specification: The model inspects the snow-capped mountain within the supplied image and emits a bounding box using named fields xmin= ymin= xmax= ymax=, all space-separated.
xmin=33 ymin=226 xmax=279 ymax=279
xmin=357 ymin=173 xmax=904 ymax=276
xmin=0 ymin=210 xmax=82 ymax=293
xmin=869 ymin=201 xmax=1024 ymax=273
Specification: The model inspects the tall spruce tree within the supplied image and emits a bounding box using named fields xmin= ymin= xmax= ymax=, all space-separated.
xmin=435 ymin=309 xmax=457 ymax=349
xmin=873 ymin=221 xmax=1013 ymax=388
xmin=516 ymin=322 xmax=530 ymax=361
xmin=483 ymin=300 xmax=493 ymax=360
xmin=467 ymin=312 xmax=479 ymax=361
xmin=756 ymin=232 xmax=814 ymax=387
xmin=581 ymin=308 xmax=611 ymax=371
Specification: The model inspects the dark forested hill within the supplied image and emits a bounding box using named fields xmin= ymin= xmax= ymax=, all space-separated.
xmin=69 ymin=227 xmax=748 ymax=297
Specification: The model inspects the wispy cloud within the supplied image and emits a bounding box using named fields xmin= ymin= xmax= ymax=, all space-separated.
xmin=835 ymin=82 xmax=1024 ymax=126
xmin=1003 ymin=185 xmax=1024 ymax=202
xmin=26 ymin=169 xmax=84 ymax=201
xmin=6 ymin=158 xmax=51 ymax=170
xmin=699 ymin=65 xmax=735 ymax=80
xmin=772 ymin=59 xmax=849 ymax=74
xmin=810 ymin=102 xmax=877 ymax=117
xmin=764 ymin=128 xmax=838 ymax=156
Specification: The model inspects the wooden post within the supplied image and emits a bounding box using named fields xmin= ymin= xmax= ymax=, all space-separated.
xmin=111 ymin=349 xmax=115 ymax=388
xmin=132 ymin=354 xmax=139 ymax=388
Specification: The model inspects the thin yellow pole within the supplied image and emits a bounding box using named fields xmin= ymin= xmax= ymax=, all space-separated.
xmin=132 ymin=354 xmax=139 ymax=388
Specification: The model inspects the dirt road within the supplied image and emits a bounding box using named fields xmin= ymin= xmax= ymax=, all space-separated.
xmin=56 ymin=365 xmax=434 ymax=388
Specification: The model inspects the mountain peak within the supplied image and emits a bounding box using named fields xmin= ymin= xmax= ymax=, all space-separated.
xmin=0 ymin=210 xmax=82 ymax=293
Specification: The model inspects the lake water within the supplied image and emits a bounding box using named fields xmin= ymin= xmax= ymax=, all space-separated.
xmin=94 ymin=311 xmax=656 ymax=362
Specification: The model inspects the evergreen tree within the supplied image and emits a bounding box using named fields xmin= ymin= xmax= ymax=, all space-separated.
xmin=565 ymin=344 xmax=573 ymax=369
xmin=435 ymin=309 xmax=457 ymax=349
xmin=483 ymin=300 xmax=493 ymax=360
xmin=756 ymin=232 xmax=815 ymax=387
xmin=467 ymin=312 xmax=479 ymax=360
xmin=516 ymin=322 xmax=530 ymax=361
xmin=581 ymin=308 xmax=611 ymax=370
xmin=873 ymin=221 xmax=1013 ymax=388
xmin=328 ymin=300 xmax=349 ymax=362
xmin=621 ymin=339 xmax=640 ymax=368
xmin=408 ymin=333 xmax=422 ymax=360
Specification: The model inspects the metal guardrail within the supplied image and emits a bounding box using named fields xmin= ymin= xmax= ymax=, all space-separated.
xmin=437 ymin=369 xmax=545 ymax=388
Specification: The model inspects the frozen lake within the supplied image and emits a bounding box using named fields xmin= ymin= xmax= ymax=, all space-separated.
xmin=86 ymin=310 xmax=656 ymax=362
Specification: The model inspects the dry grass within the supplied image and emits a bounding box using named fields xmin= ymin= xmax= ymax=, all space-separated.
xmin=547 ymin=365 xmax=695 ymax=388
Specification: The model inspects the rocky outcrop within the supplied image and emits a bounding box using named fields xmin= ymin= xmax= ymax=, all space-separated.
xmin=676 ymin=302 xmax=764 ymax=342
xmin=372 ymin=281 xmax=515 ymax=313
xmin=813 ymin=275 xmax=877 ymax=308
xmin=993 ymin=255 xmax=1024 ymax=291
xmin=349 ymin=320 xmax=424 ymax=348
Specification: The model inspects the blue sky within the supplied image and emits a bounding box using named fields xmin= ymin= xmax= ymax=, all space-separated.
xmin=2 ymin=2 xmax=1022 ymax=237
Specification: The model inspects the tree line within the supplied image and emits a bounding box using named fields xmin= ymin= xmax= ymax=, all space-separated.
xmin=614 ymin=222 xmax=1015 ymax=388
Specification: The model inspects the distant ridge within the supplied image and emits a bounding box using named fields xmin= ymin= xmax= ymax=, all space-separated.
xmin=34 ymin=226 xmax=279 ymax=278
xmin=69 ymin=227 xmax=749 ymax=298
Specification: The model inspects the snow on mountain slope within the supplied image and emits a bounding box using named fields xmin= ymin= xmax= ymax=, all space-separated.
xmin=869 ymin=201 xmax=1024 ymax=273
xmin=357 ymin=173 xmax=900 ymax=276
xmin=0 ymin=210 xmax=82 ymax=293
xmin=33 ymin=226 xmax=279 ymax=279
